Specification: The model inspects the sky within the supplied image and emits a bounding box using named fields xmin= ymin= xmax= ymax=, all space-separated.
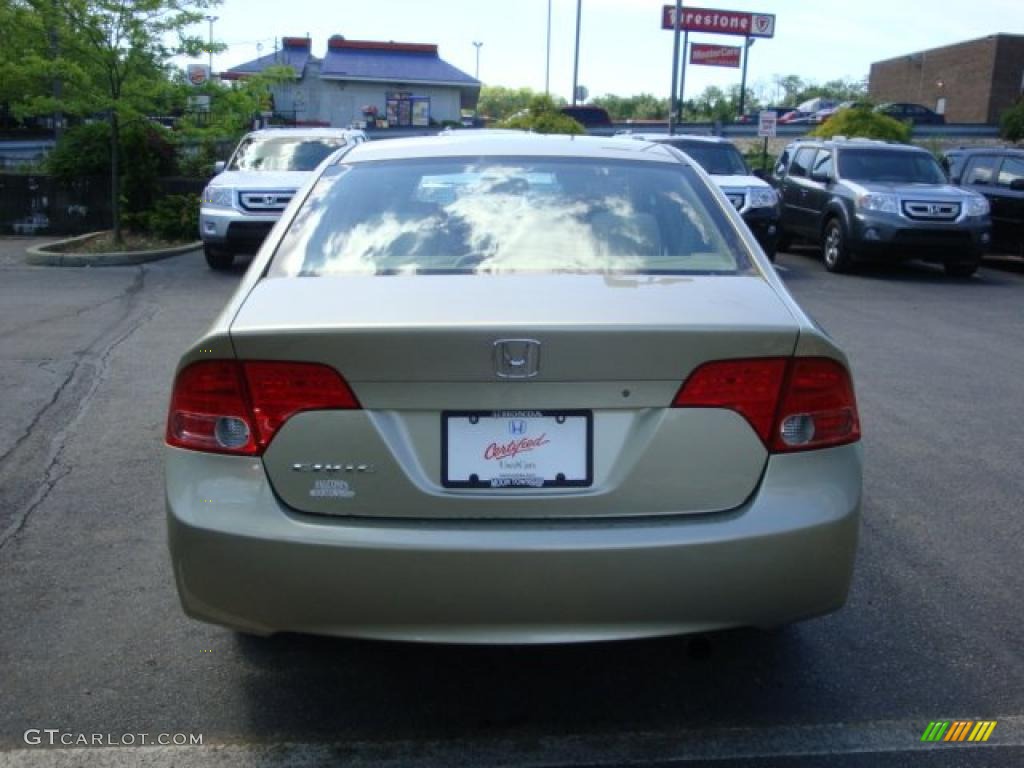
xmin=182 ymin=0 xmax=1024 ymax=103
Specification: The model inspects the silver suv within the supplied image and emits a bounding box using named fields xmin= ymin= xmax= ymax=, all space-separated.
xmin=620 ymin=134 xmax=780 ymax=260
xmin=200 ymin=128 xmax=367 ymax=270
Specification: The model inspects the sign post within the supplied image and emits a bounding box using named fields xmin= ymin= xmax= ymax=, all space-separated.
xmin=668 ymin=0 xmax=682 ymax=135
xmin=663 ymin=5 xmax=776 ymax=127
xmin=757 ymin=110 xmax=777 ymax=173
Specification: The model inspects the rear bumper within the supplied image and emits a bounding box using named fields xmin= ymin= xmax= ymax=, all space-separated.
xmin=166 ymin=443 xmax=862 ymax=643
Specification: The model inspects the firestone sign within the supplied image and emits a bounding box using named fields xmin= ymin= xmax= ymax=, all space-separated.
xmin=690 ymin=43 xmax=742 ymax=68
xmin=662 ymin=6 xmax=776 ymax=38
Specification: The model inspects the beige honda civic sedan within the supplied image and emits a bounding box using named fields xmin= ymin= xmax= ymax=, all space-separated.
xmin=166 ymin=133 xmax=862 ymax=643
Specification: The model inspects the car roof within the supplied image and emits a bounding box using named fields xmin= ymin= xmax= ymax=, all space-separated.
xmin=626 ymin=133 xmax=733 ymax=146
xmin=943 ymin=145 xmax=1024 ymax=158
xmin=339 ymin=133 xmax=685 ymax=164
xmin=245 ymin=127 xmax=364 ymax=139
xmin=785 ymin=138 xmax=930 ymax=153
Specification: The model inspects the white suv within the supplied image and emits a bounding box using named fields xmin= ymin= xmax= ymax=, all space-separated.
xmin=199 ymin=128 xmax=367 ymax=270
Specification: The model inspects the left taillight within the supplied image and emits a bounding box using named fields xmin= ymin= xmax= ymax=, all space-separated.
xmin=166 ymin=360 xmax=360 ymax=455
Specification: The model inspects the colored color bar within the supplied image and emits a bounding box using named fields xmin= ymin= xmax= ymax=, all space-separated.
xmin=980 ymin=721 xmax=997 ymax=742
xmin=923 ymin=721 xmax=950 ymax=742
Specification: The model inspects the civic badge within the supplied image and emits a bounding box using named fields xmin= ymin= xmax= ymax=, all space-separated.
xmin=493 ymin=339 xmax=541 ymax=379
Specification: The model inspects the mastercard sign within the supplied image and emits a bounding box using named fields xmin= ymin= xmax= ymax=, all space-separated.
xmin=187 ymin=64 xmax=211 ymax=86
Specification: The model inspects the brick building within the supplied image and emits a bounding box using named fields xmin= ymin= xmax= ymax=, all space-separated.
xmin=869 ymin=34 xmax=1024 ymax=124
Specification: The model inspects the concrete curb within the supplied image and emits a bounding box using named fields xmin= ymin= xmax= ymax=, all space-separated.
xmin=25 ymin=232 xmax=201 ymax=267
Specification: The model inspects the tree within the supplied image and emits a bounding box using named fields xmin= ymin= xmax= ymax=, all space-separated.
xmin=810 ymin=107 xmax=911 ymax=143
xmin=477 ymin=86 xmax=545 ymax=122
xmin=499 ymin=94 xmax=583 ymax=135
xmin=592 ymin=93 xmax=669 ymax=121
xmin=999 ymin=99 xmax=1024 ymax=143
xmin=4 ymin=0 xmax=220 ymax=243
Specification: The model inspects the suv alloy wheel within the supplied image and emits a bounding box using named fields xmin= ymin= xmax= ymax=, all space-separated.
xmin=822 ymin=219 xmax=854 ymax=273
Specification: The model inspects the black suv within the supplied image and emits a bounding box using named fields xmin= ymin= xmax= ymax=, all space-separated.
xmin=773 ymin=138 xmax=991 ymax=276
xmin=944 ymin=146 xmax=1024 ymax=256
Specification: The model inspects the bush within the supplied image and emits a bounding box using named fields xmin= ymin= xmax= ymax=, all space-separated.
xmin=999 ymin=99 xmax=1024 ymax=143
xmin=145 ymin=194 xmax=200 ymax=241
xmin=123 ymin=194 xmax=199 ymax=242
xmin=809 ymin=107 xmax=911 ymax=143
xmin=499 ymin=94 xmax=584 ymax=135
xmin=47 ymin=120 xmax=178 ymax=213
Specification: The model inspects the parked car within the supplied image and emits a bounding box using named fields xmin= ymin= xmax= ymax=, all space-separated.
xmin=773 ymin=138 xmax=990 ymax=275
xmin=166 ymin=133 xmax=863 ymax=643
xmin=813 ymin=101 xmax=871 ymax=124
xmin=622 ymin=133 xmax=780 ymax=259
xmin=735 ymin=106 xmax=794 ymax=124
xmin=946 ymin=146 xmax=1024 ymax=255
xmin=559 ymin=105 xmax=613 ymax=130
xmin=875 ymin=102 xmax=946 ymax=125
xmin=199 ymin=127 xmax=368 ymax=270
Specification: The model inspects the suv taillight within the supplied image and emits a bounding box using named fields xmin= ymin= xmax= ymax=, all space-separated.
xmin=672 ymin=357 xmax=860 ymax=453
xmin=166 ymin=360 xmax=360 ymax=455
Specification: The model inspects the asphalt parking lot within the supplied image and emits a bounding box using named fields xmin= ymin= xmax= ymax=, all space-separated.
xmin=0 ymin=242 xmax=1022 ymax=767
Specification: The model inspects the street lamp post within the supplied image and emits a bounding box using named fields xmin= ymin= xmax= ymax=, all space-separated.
xmin=572 ymin=0 xmax=582 ymax=105
xmin=205 ymin=15 xmax=218 ymax=74
xmin=545 ymin=0 xmax=552 ymax=95
xmin=473 ymin=41 xmax=483 ymax=80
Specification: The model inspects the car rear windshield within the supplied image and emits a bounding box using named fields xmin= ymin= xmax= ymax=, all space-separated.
xmin=227 ymin=137 xmax=347 ymax=172
xmin=837 ymin=149 xmax=946 ymax=184
xmin=664 ymin=142 xmax=748 ymax=176
xmin=269 ymin=157 xmax=753 ymax=277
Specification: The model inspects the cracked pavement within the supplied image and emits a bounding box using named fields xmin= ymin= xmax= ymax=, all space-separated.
xmin=0 ymin=244 xmax=1022 ymax=767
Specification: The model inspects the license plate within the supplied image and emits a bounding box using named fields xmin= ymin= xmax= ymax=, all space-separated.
xmin=442 ymin=410 xmax=592 ymax=489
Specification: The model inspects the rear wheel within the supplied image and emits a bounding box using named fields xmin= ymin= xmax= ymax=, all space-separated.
xmin=822 ymin=219 xmax=854 ymax=273
xmin=944 ymin=259 xmax=979 ymax=278
xmin=775 ymin=231 xmax=792 ymax=253
xmin=204 ymin=245 xmax=234 ymax=271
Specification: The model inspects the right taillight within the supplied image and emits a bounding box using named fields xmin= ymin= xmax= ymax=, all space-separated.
xmin=166 ymin=360 xmax=360 ymax=455
xmin=769 ymin=357 xmax=860 ymax=453
xmin=673 ymin=356 xmax=860 ymax=453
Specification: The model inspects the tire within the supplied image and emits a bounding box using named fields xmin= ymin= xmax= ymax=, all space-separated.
xmin=775 ymin=231 xmax=792 ymax=253
xmin=204 ymin=245 xmax=234 ymax=271
xmin=944 ymin=259 xmax=979 ymax=278
xmin=762 ymin=243 xmax=776 ymax=263
xmin=822 ymin=218 xmax=854 ymax=273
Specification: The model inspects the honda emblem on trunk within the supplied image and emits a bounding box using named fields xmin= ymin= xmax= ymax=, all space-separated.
xmin=494 ymin=339 xmax=541 ymax=379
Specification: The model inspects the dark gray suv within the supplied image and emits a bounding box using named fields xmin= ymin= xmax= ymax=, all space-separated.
xmin=773 ymin=139 xmax=991 ymax=276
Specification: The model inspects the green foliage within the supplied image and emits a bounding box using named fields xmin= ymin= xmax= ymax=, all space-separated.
xmin=499 ymin=94 xmax=584 ymax=135
xmin=999 ymin=99 xmax=1024 ymax=143
xmin=810 ymin=107 xmax=911 ymax=143
xmin=139 ymin=194 xmax=200 ymax=241
xmin=2 ymin=0 xmax=221 ymax=240
xmin=592 ymin=93 xmax=668 ymax=121
xmin=744 ymin=148 xmax=777 ymax=173
xmin=767 ymin=75 xmax=867 ymax=106
xmin=478 ymin=86 xmax=551 ymax=121
xmin=48 ymin=120 xmax=177 ymax=212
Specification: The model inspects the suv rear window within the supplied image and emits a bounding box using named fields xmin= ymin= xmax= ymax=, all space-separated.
xmin=228 ymin=136 xmax=347 ymax=172
xmin=270 ymin=157 xmax=753 ymax=277
xmin=837 ymin=149 xmax=945 ymax=184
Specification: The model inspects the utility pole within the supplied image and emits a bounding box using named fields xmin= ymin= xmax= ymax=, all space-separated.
xmin=571 ymin=0 xmax=582 ymax=105
xmin=544 ymin=0 xmax=552 ymax=95
xmin=738 ymin=37 xmax=755 ymax=120
xmin=473 ymin=41 xmax=483 ymax=80
xmin=677 ymin=31 xmax=688 ymax=126
xmin=205 ymin=15 xmax=218 ymax=74
xmin=668 ymin=0 xmax=681 ymax=134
